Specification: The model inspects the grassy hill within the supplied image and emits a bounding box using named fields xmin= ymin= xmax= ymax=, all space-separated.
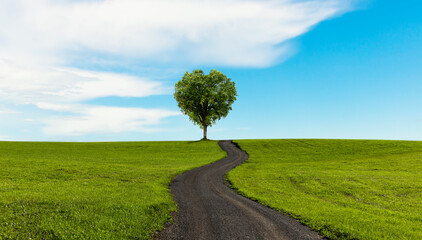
xmin=228 ymin=139 xmax=422 ymax=240
xmin=0 ymin=141 xmax=225 ymax=239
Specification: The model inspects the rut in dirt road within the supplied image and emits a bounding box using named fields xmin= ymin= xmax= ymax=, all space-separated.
xmin=157 ymin=140 xmax=323 ymax=240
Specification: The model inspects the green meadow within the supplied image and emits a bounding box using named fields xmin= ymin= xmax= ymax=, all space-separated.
xmin=0 ymin=141 xmax=225 ymax=239
xmin=228 ymin=139 xmax=422 ymax=240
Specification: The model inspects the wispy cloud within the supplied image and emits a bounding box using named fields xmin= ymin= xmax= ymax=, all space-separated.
xmin=0 ymin=108 xmax=18 ymax=115
xmin=0 ymin=0 xmax=353 ymax=67
xmin=0 ymin=0 xmax=354 ymax=139
xmin=0 ymin=60 xmax=178 ymax=136
xmin=0 ymin=60 xmax=167 ymax=104
xmin=42 ymin=105 xmax=180 ymax=136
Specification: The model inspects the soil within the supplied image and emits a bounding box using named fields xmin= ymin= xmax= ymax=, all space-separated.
xmin=156 ymin=140 xmax=323 ymax=240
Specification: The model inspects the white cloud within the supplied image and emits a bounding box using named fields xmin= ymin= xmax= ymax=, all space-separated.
xmin=0 ymin=0 xmax=355 ymax=139
xmin=43 ymin=105 xmax=180 ymax=135
xmin=0 ymin=59 xmax=167 ymax=104
xmin=0 ymin=59 xmax=177 ymax=136
xmin=0 ymin=0 xmax=353 ymax=67
xmin=0 ymin=108 xmax=18 ymax=115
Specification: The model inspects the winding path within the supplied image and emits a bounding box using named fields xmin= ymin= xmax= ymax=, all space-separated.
xmin=157 ymin=140 xmax=322 ymax=240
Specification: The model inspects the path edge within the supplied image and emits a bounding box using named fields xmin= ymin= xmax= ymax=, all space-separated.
xmin=152 ymin=140 xmax=228 ymax=239
xmin=225 ymin=140 xmax=329 ymax=240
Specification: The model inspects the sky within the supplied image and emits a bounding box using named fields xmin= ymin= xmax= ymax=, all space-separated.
xmin=0 ymin=0 xmax=421 ymax=141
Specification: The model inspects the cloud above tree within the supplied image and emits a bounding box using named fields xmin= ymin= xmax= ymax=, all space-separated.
xmin=0 ymin=0 xmax=355 ymax=139
xmin=0 ymin=0 xmax=353 ymax=67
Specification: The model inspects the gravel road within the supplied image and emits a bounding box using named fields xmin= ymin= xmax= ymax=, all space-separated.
xmin=157 ymin=140 xmax=322 ymax=240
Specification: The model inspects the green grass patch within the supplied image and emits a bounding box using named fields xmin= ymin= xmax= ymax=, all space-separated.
xmin=0 ymin=141 xmax=225 ymax=239
xmin=228 ymin=139 xmax=422 ymax=240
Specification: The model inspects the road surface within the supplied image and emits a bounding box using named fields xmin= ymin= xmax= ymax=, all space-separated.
xmin=157 ymin=140 xmax=322 ymax=240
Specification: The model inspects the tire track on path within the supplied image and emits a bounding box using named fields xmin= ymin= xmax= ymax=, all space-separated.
xmin=157 ymin=140 xmax=322 ymax=240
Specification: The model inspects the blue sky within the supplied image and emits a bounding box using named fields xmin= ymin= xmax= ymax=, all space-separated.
xmin=0 ymin=0 xmax=421 ymax=141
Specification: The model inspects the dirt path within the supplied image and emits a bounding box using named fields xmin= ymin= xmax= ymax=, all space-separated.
xmin=157 ymin=140 xmax=322 ymax=240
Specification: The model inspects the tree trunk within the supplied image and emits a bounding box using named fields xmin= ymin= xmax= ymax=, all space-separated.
xmin=203 ymin=124 xmax=207 ymax=140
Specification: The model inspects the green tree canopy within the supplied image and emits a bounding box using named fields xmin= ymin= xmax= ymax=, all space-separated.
xmin=174 ymin=69 xmax=237 ymax=139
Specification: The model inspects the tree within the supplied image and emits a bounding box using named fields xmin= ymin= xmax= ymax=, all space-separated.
xmin=174 ymin=69 xmax=237 ymax=140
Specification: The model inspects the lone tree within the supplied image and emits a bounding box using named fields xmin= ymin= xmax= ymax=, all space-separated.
xmin=174 ymin=69 xmax=237 ymax=140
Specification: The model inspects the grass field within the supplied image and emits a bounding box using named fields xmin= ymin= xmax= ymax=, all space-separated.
xmin=228 ymin=139 xmax=422 ymax=240
xmin=0 ymin=141 xmax=225 ymax=239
